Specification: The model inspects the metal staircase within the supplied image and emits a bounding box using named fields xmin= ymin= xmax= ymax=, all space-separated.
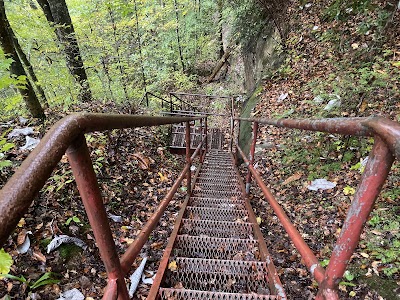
xmin=156 ymin=150 xmax=286 ymax=299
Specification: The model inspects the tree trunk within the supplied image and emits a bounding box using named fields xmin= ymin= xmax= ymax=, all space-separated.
xmin=36 ymin=0 xmax=92 ymax=102
xmin=207 ymin=46 xmax=232 ymax=83
xmin=11 ymin=29 xmax=48 ymax=104
xmin=173 ymin=0 xmax=185 ymax=71
xmin=133 ymin=0 xmax=147 ymax=95
xmin=0 ymin=0 xmax=45 ymax=118
xmin=107 ymin=5 xmax=129 ymax=102
xmin=217 ymin=0 xmax=224 ymax=59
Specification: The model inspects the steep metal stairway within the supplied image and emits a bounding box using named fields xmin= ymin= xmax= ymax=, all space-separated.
xmin=157 ymin=150 xmax=286 ymax=299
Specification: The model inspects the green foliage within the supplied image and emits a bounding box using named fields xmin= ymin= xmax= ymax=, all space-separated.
xmin=323 ymin=0 xmax=373 ymax=21
xmin=65 ymin=216 xmax=81 ymax=226
xmin=367 ymin=207 xmax=400 ymax=277
xmin=0 ymin=129 xmax=15 ymax=171
xmin=0 ymin=248 xmax=13 ymax=278
xmin=224 ymin=0 xmax=267 ymax=47
xmin=29 ymin=272 xmax=61 ymax=290
xmin=2 ymin=0 xmax=222 ymax=117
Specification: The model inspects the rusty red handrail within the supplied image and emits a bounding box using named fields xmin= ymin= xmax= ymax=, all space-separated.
xmin=234 ymin=115 xmax=400 ymax=300
xmin=0 ymin=112 xmax=207 ymax=299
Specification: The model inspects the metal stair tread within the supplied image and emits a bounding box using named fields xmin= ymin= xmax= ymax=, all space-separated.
xmin=173 ymin=235 xmax=260 ymax=261
xmin=180 ymin=219 xmax=254 ymax=239
xmin=159 ymin=288 xmax=278 ymax=299
xmin=184 ymin=206 xmax=249 ymax=222
xmin=188 ymin=197 xmax=246 ymax=209
xmin=164 ymin=257 xmax=271 ymax=294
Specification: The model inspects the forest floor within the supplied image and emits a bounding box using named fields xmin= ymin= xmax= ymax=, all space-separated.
xmin=0 ymin=104 xmax=192 ymax=299
xmin=238 ymin=0 xmax=400 ymax=299
xmin=1 ymin=1 xmax=400 ymax=300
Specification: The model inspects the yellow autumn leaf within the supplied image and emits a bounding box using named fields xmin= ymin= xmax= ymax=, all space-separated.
xmin=256 ymin=217 xmax=262 ymax=225
xmin=17 ymin=218 xmax=25 ymax=227
xmin=158 ymin=172 xmax=168 ymax=182
xmin=168 ymin=260 xmax=178 ymax=271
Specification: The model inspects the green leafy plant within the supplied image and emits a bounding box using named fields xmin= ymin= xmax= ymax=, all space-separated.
xmin=2 ymin=272 xmax=60 ymax=290
xmin=0 ymin=248 xmax=13 ymax=278
xmin=65 ymin=216 xmax=81 ymax=226
xmin=0 ymin=130 xmax=15 ymax=171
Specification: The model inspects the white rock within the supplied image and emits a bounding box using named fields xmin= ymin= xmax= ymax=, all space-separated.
xmin=8 ymin=127 xmax=34 ymax=138
xmin=277 ymin=93 xmax=288 ymax=102
xmin=308 ymin=179 xmax=336 ymax=191
xmin=20 ymin=136 xmax=40 ymax=151
xmin=57 ymin=288 xmax=84 ymax=300
xmin=313 ymin=96 xmax=324 ymax=104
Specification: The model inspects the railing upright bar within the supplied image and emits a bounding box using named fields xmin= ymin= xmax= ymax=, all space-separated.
xmin=246 ymin=121 xmax=258 ymax=194
xmin=205 ymin=117 xmax=208 ymax=151
xmin=66 ymin=135 xmax=129 ymax=300
xmin=236 ymin=144 xmax=326 ymax=284
xmin=186 ymin=121 xmax=192 ymax=196
xmin=120 ymin=164 xmax=190 ymax=274
xmin=235 ymin=119 xmax=241 ymax=165
xmin=200 ymin=118 xmax=203 ymax=161
xmin=317 ymin=135 xmax=395 ymax=299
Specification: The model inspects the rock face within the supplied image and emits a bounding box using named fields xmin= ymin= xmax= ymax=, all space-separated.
xmin=233 ymin=24 xmax=284 ymax=155
xmin=242 ymin=25 xmax=283 ymax=94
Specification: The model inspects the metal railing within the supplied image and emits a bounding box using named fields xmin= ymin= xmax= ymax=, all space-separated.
xmin=0 ymin=113 xmax=208 ymax=300
xmin=232 ymin=116 xmax=400 ymax=300
xmin=139 ymin=91 xmax=198 ymax=113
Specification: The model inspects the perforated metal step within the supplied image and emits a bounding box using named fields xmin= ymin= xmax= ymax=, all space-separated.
xmin=179 ymin=219 xmax=254 ymax=239
xmin=152 ymin=149 xmax=285 ymax=300
xmin=189 ymin=197 xmax=245 ymax=209
xmin=185 ymin=206 xmax=248 ymax=222
xmin=173 ymin=235 xmax=259 ymax=260
xmin=164 ymin=258 xmax=272 ymax=294
xmin=192 ymin=189 xmax=242 ymax=198
xmin=159 ymin=288 xmax=279 ymax=299
xmin=194 ymin=182 xmax=240 ymax=191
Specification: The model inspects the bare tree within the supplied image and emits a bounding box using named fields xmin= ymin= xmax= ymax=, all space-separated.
xmin=36 ymin=0 xmax=92 ymax=102
xmin=0 ymin=0 xmax=45 ymax=118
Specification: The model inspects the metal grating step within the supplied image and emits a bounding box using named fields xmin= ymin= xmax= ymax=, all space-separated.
xmin=198 ymin=172 xmax=238 ymax=178
xmin=192 ymin=190 xmax=243 ymax=199
xmin=173 ymin=235 xmax=259 ymax=260
xmin=159 ymin=288 xmax=279 ymax=299
xmin=164 ymin=257 xmax=271 ymax=294
xmin=189 ymin=197 xmax=245 ymax=209
xmin=179 ymin=219 xmax=254 ymax=239
xmin=194 ymin=182 xmax=239 ymax=191
xmin=197 ymin=174 xmax=238 ymax=181
xmin=196 ymin=179 xmax=240 ymax=186
xmin=185 ymin=206 xmax=249 ymax=222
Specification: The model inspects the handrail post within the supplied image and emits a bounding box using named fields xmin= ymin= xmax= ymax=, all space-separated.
xmin=169 ymin=93 xmax=173 ymax=112
xmin=234 ymin=119 xmax=241 ymax=165
xmin=185 ymin=121 xmax=192 ymax=196
xmin=246 ymin=121 xmax=258 ymax=194
xmin=230 ymin=118 xmax=234 ymax=153
xmin=318 ymin=135 xmax=394 ymax=298
xmin=66 ymin=134 xmax=129 ymax=300
xmin=146 ymin=92 xmax=149 ymax=107
xmin=199 ymin=118 xmax=203 ymax=162
xmin=205 ymin=117 xmax=208 ymax=151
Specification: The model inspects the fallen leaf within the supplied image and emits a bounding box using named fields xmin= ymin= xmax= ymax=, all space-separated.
xmin=17 ymin=218 xmax=25 ymax=228
xmin=256 ymin=217 xmax=262 ymax=225
xmin=32 ymin=250 xmax=46 ymax=263
xmin=168 ymin=261 xmax=177 ymax=271
xmin=282 ymin=172 xmax=302 ymax=185
xmin=132 ymin=153 xmax=150 ymax=170
xmin=158 ymin=172 xmax=168 ymax=182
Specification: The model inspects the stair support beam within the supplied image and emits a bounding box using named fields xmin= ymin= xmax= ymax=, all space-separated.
xmin=67 ymin=134 xmax=129 ymax=300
